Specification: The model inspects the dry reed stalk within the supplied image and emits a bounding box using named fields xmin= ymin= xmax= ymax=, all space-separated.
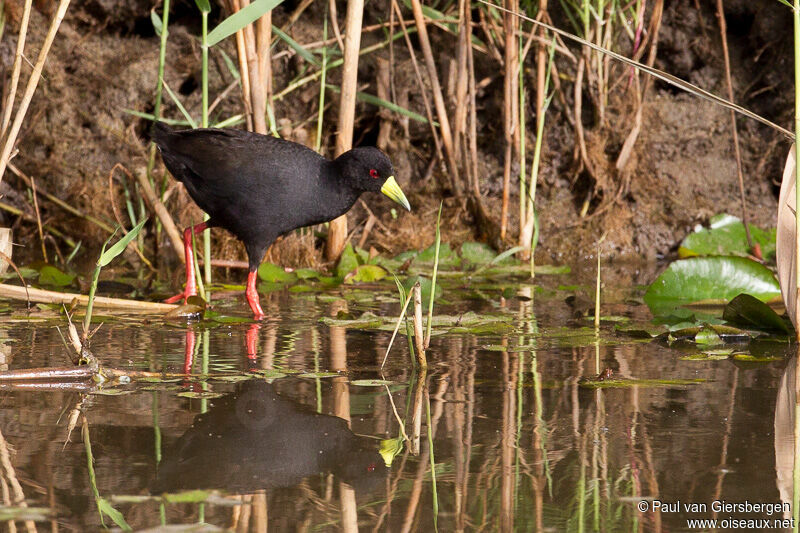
xmin=715 ymin=0 xmax=752 ymax=249
xmin=134 ymin=166 xmax=185 ymax=263
xmin=616 ymin=0 xmax=664 ymax=171
xmin=256 ymin=10 xmax=273 ymax=123
xmin=328 ymin=0 xmax=345 ymax=52
xmin=500 ymin=0 xmax=519 ymax=241
xmin=452 ymin=0 xmax=470 ymax=161
xmin=326 ymin=0 xmax=365 ymax=260
xmin=30 ymin=177 xmax=46 ymax=262
xmin=409 ymin=0 xmax=462 ymax=196
xmin=239 ymin=0 xmax=267 ymax=134
xmin=390 ymin=0 xmax=445 ymax=176
xmin=0 ymin=283 xmax=177 ymax=312
xmin=479 ymin=4 xmax=505 ymax=63
xmin=412 ymin=283 xmax=427 ymax=368
xmin=0 ymin=0 xmax=71 ymax=185
xmin=0 ymin=0 xmax=31 ymax=139
xmin=229 ymin=0 xmax=254 ymax=131
xmin=279 ymin=0 xmax=313 ymax=33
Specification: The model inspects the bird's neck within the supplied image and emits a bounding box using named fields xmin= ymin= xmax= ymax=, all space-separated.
xmin=322 ymin=161 xmax=361 ymax=218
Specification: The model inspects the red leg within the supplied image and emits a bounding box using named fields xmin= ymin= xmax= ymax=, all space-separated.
xmin=165 ymin=222 xmax=208 ymax=304
xmin=246 ymin=323 xmax=260 ymax=360
xmin=246 ymin=270 xmax=265 ymax=320
xmin=183 ymin=329 xmax=196 ymax=374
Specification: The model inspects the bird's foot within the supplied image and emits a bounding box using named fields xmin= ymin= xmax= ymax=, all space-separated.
xmin=245 ymin=270 xmax=265 ymax=320
xmin=164 ymin=287 xmax=197 ymax=305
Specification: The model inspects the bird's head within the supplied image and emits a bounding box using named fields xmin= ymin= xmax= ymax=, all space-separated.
xmin=335 ymin=147 xmax=411 ymax=211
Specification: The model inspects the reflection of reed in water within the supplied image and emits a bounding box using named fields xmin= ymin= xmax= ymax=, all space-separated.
xmin=152 ymin=380 xmax=387 ymax=494
xmin=774 ymin=355 xmax=796 ymax=520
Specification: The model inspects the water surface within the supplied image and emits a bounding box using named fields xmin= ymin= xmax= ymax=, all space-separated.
xmin=0 ymin=262 xmax=791 ymax=531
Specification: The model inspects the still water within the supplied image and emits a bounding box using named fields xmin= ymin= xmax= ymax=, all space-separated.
xmin=0 ymin=262 xmax=792 ymax=531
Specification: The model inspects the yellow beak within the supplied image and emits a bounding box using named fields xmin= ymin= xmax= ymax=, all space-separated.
xmin=380 ymin=176 xmax=411 ymax=211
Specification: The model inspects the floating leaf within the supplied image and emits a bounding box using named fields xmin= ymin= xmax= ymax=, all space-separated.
xmin=344 ymin=264 xmax=387 ymax=284
xmin=644 ymin=256 xmax=780 ymax=315
xmin=403 ymin=275 xmax=442 ymax=305
xmin=294 ymin=268 xmax=320 ymax=280
xmin=460 ymin=241 xmax=496 ymax=265
xmin=336 ymin=243 xmax=360 ymax=278
xmin=298 ymin=371 xmax=340 ymax=378
xmin=257 ymin=262 xmax=296 ymax=283
xmin=680 ymin=353 xmax=730 ymax=361
xmin=351 ymin=379 xmax=394 ymax=386
xmin=38 ymin=265 xmax=75 ymax=287
xmin=695 ymin=328 xmax=722 ymax=346
xmin=161 ymin=490 xmax=213 ymax=503
xmin=722 ymin=293 xmax=791 ymax=333
xmin=207 ymin=0 xmax=284 ymax=47
xmin=90 ymin=389 xmax=133 ymax=396
xmin=177 ymin=391 xmax=225 ymax=399
xmin=417 ymin=242 xmax=459 ymax=267
xmin=579 ymin=378 xmax=706 ymax=389
xmin=679 ymin=214 xmax=776 ymax=260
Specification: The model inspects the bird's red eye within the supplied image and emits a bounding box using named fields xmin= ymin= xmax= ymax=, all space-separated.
xmin=367 ymin=462 xmax=376 ymax=472
xmin=369 ymin=169 xmax=379 ymax=179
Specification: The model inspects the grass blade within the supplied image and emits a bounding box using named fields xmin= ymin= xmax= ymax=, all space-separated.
xmin=479 ymin=0 xmax=793 ymax=139
xmin=326 ymin=84 xmax=435 ymax=125
xmin=207 ymin=0 xmax=284 ymax=47
xmin=161 ymin=79 xmax=197 ymax=129
xmin=273 ymin=25 xmax=319 ymax=66
xmin=98 ymin=218 xmax=148 ymax=267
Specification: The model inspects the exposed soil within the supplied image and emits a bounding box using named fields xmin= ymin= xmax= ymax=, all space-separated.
xmin=0 ymin=0 xmax=794 ymax=273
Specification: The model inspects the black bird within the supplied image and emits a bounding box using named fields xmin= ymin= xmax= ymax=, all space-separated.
xmin=152 ymin=123 xmax=410 ymax=319
xmin=152 ymin=380 xmax=388 ymax=494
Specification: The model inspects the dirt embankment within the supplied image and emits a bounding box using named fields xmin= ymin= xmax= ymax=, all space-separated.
xmin=0 ymin=0 xmax=793 ymax=270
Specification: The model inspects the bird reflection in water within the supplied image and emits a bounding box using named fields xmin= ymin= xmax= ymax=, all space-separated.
xmin=152 ymin=380 xmax=388 ymax=495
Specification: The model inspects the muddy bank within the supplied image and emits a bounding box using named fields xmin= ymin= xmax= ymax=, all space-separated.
xmin=0 ymin=0 xmax=793 ymax=271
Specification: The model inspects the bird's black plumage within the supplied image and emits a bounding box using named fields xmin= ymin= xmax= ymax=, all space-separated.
xmin=152 ymin=122 xmax=409 ymax=318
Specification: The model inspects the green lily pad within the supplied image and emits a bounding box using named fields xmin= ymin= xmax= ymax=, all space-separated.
xmin=680 ymin=353 xmax=730 ymax=361
xmin=344 ymin=264 xmax=387 ymax=284
xmin=579 ymin=378 xmax=706 ymax=389
xmin=679 ymin=214 xmax=776 ymax=260
xmin=161 ymin=490 xmax=213 ymax=503
xmin=38 ymin=265 xmax=75 ymax=287
xmin=644 ymin=256 xmax=780 ymax=315
xmin=177 ymin=391 xmax=225 ymax=399
xmin=695 ymin=328 xmax=723 ymax=346
xmin=257 ymin=262 xmax=296 ymax=283
xmin=351 ymin=379 xmax=393 ymax=386
xmin=661 ymin=324 xmax=752 ymax=344
xmin=416 ymin=242 xmax=460 ymax=268
xmin=460 ymin=241 xmax=497 ymax=265
xmin=403 ymin=275 xmax=442 ymax=304
xmin=298 ymin=371 xmax=340 ymax=378
xmin=722 ymin=293 xmax=791 ymax=334
xmin=732 ymin=354 xmax=783 ymax=363
xmin=336 ymin=243 xmax=360 ymax=278
xmin=294 ymin=268 xmax=320 ymax=280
